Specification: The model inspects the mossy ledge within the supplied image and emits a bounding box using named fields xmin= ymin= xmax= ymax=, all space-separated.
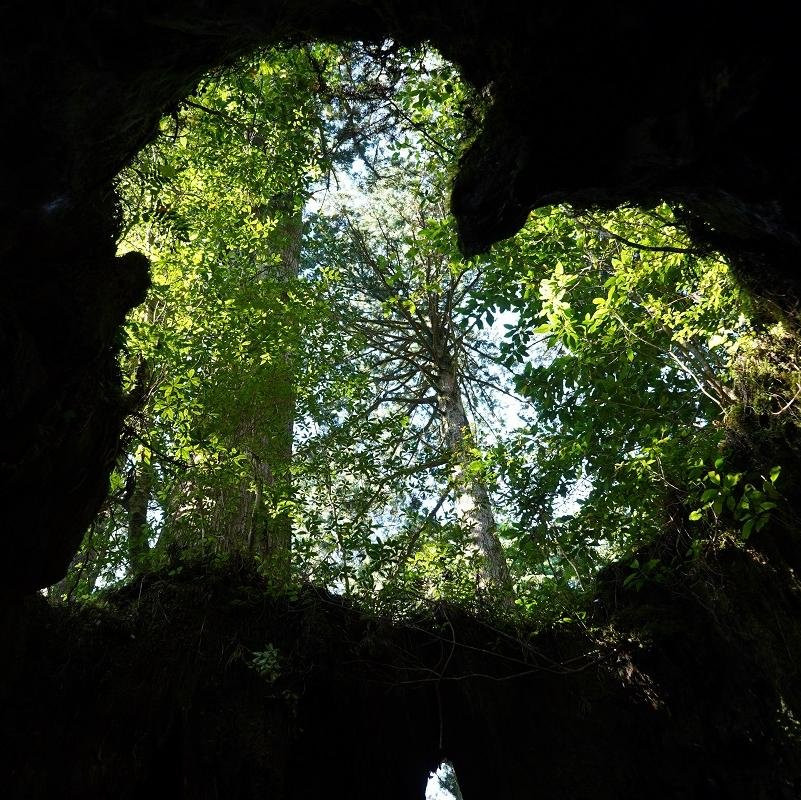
xmin=3 ymin=545 xmax=801 ymax=799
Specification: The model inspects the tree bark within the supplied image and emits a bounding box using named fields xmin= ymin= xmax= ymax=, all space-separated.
xmin=436 ymin=363 xmax=513 ymax=597
xmin=233 ymin=199 xmax=302 ymax=583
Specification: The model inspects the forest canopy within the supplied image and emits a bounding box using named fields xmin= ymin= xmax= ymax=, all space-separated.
xmin=51 ymin=42 xmax=792 ymax=624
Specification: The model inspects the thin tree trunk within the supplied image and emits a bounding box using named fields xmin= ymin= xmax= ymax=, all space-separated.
xmin=84 ymin=536 xmax=106 ymax=593
xmin=47 ymin=536 xmax=105 ymax=603
xmin=127 ymin=458 xmax=152 ymax=575
xmin=436 ymin=364 xmax=513 ymax=597
xmin=50 ymin=549 xmax=82 ymax=602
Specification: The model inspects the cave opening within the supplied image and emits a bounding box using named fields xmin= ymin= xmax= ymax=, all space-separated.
xmin=51 ymin=40 xmax=778 ymax=633
xmin=4 ymin=0 xmax=801 ymax=600
xmin=426 ymin=760 xmax=463 ymax=799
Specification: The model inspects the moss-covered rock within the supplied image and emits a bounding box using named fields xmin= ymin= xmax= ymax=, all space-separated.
xmin=2 ymin=553 xmax=801 ymax=798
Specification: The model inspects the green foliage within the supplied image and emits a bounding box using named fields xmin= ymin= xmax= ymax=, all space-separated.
xmin=251 ymin=643 xmax=282 ymax=683
xmin=54 ymin=43 xmax=795 ymax=629
xmin=115 ymin=47 xmax=338 ymax=564
xmin=623 ymin=557 xmax=666 ymax=591
xmin=477 ymin=205 xmax=756 ymax=586
xmin=688 ymin=459 xmax=782 ymax=540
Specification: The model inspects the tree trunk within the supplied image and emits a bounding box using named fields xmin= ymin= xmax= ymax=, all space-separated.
xmin=127 ymin=458 xmax=152 ymax=575
xmin=436 ymin=364 xmax=513 ymax=597
xmin=238 ymin=199 xmax=302 ymax=584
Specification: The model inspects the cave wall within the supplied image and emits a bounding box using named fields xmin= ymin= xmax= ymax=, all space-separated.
xmin=2 ymin=1 xmax=801 ymax=597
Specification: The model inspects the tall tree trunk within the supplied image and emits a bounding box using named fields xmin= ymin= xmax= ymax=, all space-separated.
xmin=238 ymin=198 xmax=302 ymax=583
xmin=436 ymin=363 xmax=513 ymax=597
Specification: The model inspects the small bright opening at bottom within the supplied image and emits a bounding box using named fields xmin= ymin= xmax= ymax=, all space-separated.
xmin=426 ymin=761 xmax=462 ymax=799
